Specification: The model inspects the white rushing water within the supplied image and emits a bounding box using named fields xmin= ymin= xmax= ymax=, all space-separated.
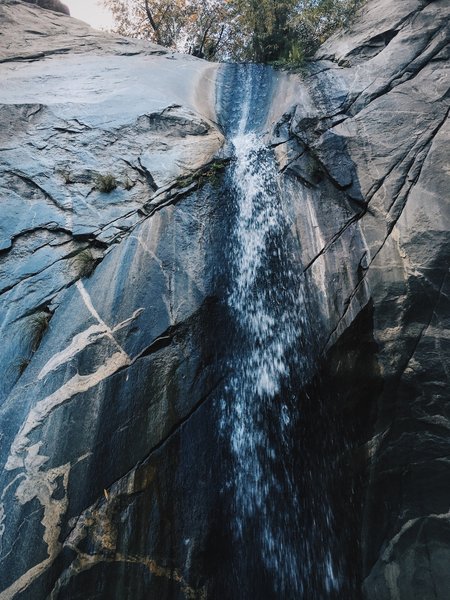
xmin=220 ymin=65 xmax=341 ymax=597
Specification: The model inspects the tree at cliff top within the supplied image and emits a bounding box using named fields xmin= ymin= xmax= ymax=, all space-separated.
xmin=102 ymin=0 xmax=362 ymax=62
xmin=102 ymin=0 xmax=232 ymax=59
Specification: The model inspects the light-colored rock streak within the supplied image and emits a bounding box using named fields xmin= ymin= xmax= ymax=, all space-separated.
xmin=38 ymin=324 xmax=107 ymax=380
xmin=0 ymin=556 xmax=54 ymax=600
xmin=6 ymin=351 xmax=131 ymax=472
xmin=6 ymin=280 xmax=141 ymax=473
xmin=49 ymin=552 xmax=207 ymax=600
xmin=0 ymin=283 xmax=147 ymax=597
xmin=0 ymin=463 xmax=70 ymax=600
xmin=75 ymin=280 xmax=131 ymax=358
xmin=381 ymin=508 xmax=450 ymax=563
xmin=38 ymin=308 xmax=144 ymax=380
xmin=0 ymin=505 xmax=5 ymax=553
xmin=133 ymin=233 xmax=174 ymax=320
xmin=47 ymin=460 xmax=207 ymax=600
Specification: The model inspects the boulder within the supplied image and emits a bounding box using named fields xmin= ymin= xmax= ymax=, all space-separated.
xmin=23 ymin=0 xmax=70 ymax=15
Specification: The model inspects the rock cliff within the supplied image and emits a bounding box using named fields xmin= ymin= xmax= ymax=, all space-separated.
xmin=291 ymin=2 xmax=450 ymax=597
xmin=0 ymin=0 xmax=448 ymax=598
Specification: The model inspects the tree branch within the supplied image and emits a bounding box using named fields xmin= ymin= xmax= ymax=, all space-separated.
xmin=144 ymin=0 xmax=161 ymax=42
xmin=209 ymin=24 xmax=225 ymax=58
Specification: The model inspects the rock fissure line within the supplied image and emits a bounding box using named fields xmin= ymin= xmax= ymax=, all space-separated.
xmin=322 ymin=99 xmax=448 ymax=352
xmin=0 ymin=245 xmax=85 ymax=297
xmin=133 ymin=375 xmax=226 ymax=473
xmin=10 ymin=171 xmax=70 ymax=210
xmin=1 ymin=224 xmax=69 ymax=257
xmin=303 ymin=211 xmax=365 ymax=275
xmin=49 ymin=550 xmax=206 ymax=600
xmin=397 ymin=270 xmax=448 ymax=382
xmin=0 ymin=1 xmax=448 ymax=597
xmin=382 ymin=105 xmax=449 ymax=237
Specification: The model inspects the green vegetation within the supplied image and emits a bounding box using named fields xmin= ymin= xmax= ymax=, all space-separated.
xmin=14 ymin=307 xmax=55 ymax=378
xmin=199 ymin=160 xmax=228 ymax=187
xmin=61 ymin=169 xmax=74 ymax=184
xmin=28 ymin=311 xmax=51 ymax=352
xmin=124 ymin=176 xmax=134 ymax=191
xmin=16 ymin=310 xmax=52 ymax=375
xmin=175 ymin=159 xmax=228 ymax=190
xmin=71 ymin=248 xmax=98 ymax=278
xmin=269 ymin=41 xmax=307 ymax=71
xmin=16 ymin=357 xmax=30 ymax=375
xmin=103 ymin=0 xmax=363 ymax=63
xmin=95 ymin=173 xmax=118 ymax=193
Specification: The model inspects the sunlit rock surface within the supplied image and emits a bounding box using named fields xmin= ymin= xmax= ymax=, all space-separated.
xmin=0 ymin=0 xmax=448 ymax=598
xmin=0 ymin=3 xmax=224 ymax=598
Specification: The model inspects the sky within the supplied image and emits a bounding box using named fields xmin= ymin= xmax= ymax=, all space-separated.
xmin=64 ymin=0 xmax=115 ymax=30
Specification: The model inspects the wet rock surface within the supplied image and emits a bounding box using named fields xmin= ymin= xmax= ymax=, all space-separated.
xmin=0 ymin=3 xmax=225 ymax=598
xmin=0 ymin=0 xmax=448 ymax=598
xmin=281 ymin=0 xmax=449 ymax=597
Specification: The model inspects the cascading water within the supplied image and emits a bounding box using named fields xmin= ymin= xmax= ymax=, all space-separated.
xmin=218 ymin=64 xmax=343 ymax=598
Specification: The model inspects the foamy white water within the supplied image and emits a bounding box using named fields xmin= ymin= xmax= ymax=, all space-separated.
xmin=219 ymin=65 xmax=341 ymax=597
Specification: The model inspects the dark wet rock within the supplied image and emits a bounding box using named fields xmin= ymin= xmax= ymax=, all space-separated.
xmin=280 ymin=1 xmax=450 ymax=598
xmin=0 ymin=0 xmax=448 ymax=598
xmin=0 ymin=6 xmax=226 ymax=596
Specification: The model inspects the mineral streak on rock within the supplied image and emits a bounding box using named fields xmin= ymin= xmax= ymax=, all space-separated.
xmin=0 ymin=0 xmax=448 ymax=598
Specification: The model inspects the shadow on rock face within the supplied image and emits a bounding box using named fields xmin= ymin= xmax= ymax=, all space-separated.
xmin=23 ymin=0 xmax=70 ymax=16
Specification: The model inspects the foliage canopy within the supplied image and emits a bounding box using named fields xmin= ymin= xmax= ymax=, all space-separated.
xmin=103 ymin=0 xmax=362 ymax=63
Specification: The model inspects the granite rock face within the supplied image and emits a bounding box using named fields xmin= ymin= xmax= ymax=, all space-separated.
xmin=0 ymin=0 xmax=448 ymax=598
xmin=23 ymin=0 xmax=70 ymax=15
xmin=0 ymin=4 xmax=225 ymax=598
xmin=281 ymin=1 xmax=449 ymax=597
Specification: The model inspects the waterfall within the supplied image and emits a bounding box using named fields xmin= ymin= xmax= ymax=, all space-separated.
xmin=219 ymin=64 xmax=342 ymax=598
